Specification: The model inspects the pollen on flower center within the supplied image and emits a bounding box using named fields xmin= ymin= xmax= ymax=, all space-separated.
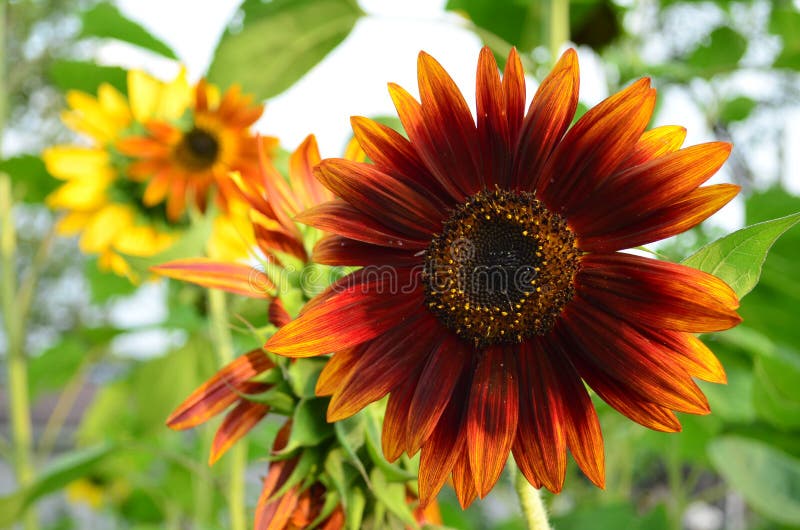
xmin=175 ymin=127 xmax=220 ymax=170
xmin=423 ymin=189 xmax=580 ymax=347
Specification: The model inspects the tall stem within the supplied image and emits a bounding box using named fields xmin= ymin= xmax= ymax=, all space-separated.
xmin=546 ymin=0 xmax=570 ymax=64
xmin=1 ymin=176 xmax=38 ymax=530
xmin=514 ymin=465 xmax=552 ymax=530
xmin=207 ymin=288 xmax=247 ymax=530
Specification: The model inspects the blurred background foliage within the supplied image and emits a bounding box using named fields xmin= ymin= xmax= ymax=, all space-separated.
xmin=1 ymin=0 xmax=800 ymax=529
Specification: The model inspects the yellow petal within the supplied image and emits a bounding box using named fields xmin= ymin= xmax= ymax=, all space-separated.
xmin=55 ymin=211 xmax=91 ymax=235
xmin=114 ymin=225 xmax=176 ymax=256
xmin=128 ymin=70 xmax=161 ymax=123
xmin=43 ymin=146 xmax=113 ymax=181
xmin=207 ymin=212 xmax=254 ymax=261
xmin=79 ymin=205 xmax=135 ymax=253
xmin=46 ymin=179 xmax=109 ymax=210
xmin=65 ymin=91 xmax=118 ymax=142
xmin=156 ymin=68 xmax=191 ymax=121
xmin=97 ymin=83 xmax=132 ymax=129
xmin=99 ymin=250 xmax=132 ymax=278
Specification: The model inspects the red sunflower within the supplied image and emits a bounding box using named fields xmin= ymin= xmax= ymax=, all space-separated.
xmin=263 ymin=48 xmax=742 ymax=507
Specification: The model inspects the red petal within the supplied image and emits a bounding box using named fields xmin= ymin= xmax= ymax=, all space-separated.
xmin=623 ymin=125 xmax=687 ymax=168
xmin=467 ymin=346 xmax=519 ymax=498
xmin=406 ymin=334 xmax=467 ymax=455
xmin=452 ymin=444 xmax=478 ymax=509
xmin=515 ymin=48 xmax=580 ymax=191
xmin=636 ymin=327 xmax=726 ymax=384
xmin=312 ymin=235 xmax=421 ymax=266
xmin=561 ymin=300 xmax=712 ymax=415
xmin=577 ymin=184 xmax=740 ymax=252
xmin=382 ymin=363 xmax=422 ymax=462
xmin=513 ymin=340 xmax=567 ymax=492
xmin=578 ymin=253 xmax=741 ymax=332
xmin=167 ymin=350 xmax=273 ymax=430
xmin=539 ymin=78 xmax=655 ymax=212
xmin=476 ymin=47 xmax=511 ymax=188
xmin=265 ymin=268 xmax=423 ymax=357
xmin=210 ymin=400 xmax=270 ymax=465
xmin=289 ymin=134 xmax=331 ymax=210
xmin=152 ymin=258 xmax=273 ymax=299
xmin=314 ymin=159 xmax=442 ymax=238
xmin=503 ymin=48 xmax=526 ymax=146
xmin=570 ymin=142 xmax=733 ymax=237
xmin=296 ymin=199 xmax=428 ymax=250
xmin=315 ymin=349 xmax=360 ymax=397
xmin=350 ymin=116 xmax=451 ymax=204
xmin=417 ymin=51 xmax=483 ymax=195
xmin=253 ymin=221 xmax=308 ymax=263
xmin=542 ymin=330 xmax=606 ymax=488
xmin=327 ymin=313 xmax=441 ymax=421
xmin=268 ymin=298 xmax=292 ymax=328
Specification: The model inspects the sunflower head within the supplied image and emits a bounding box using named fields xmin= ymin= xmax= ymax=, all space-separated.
xmin=264 ymin=47 xmax=742 ymax=506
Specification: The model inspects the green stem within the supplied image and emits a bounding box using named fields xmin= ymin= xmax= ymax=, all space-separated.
xmin=666 ymin=438 xmax=686 ymax=530
xmin=1 ymin=176 xmax=38 ymax=530
xmin=515 ymin=466 xmax=552 ymax=530
xmin=546 ymin=0 xmax=570 ymax=63
xmin=207 ymin=288 xmax=247 ymax=530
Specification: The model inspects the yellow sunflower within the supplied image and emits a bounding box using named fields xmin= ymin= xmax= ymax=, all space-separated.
xmin=44 ymin=70 xmax=262 ymax=279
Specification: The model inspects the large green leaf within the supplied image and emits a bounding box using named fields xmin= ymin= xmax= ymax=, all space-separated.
xmin=208 ymin=0 xmax=363 ymax=100
xmin=80 ymin=2 xmax=177 ymax=59
xmin=770 ymin=5 xmax=800 ymax=69
xmin=682 ymin=212 xmax=800 ymax=299
xmin=279 ymin=398 xmax=332 ymax=453
xmin=446 ymin=0 xmax=542 ymax=52
xmin=687 ymin=26 xmax=747 ymax=78
xmin=49 ymin=59 xmax=128 ymax=95
xmin=709 ymin=436 xmax=800 ymax=525
xmin=0 ymin=444 xmax=115 ymax=526
xmin=0 ymin=155 xmax=58 ymax=204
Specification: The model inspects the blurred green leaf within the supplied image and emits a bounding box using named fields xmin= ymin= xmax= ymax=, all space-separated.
xmin=709 ymin=436 xmax=800 ymax=525
xmin=0 ymin=444 xmax=115 ymax=526
xmin=29 ymin=337 xmax=88 ymax=399
xmin=286 ymin=358 xmax=327 ymax=399
xmin=571 ymin=0 xmax=621 ymax=51
xmin=446 ymin=0 xmax=542 ymax=53
xmin=0 ymin=155 xmax=58 ymax=203
xmin=552 ymin=502 xmax=670 ymax=530
xmin=344 ymin=485 xmax=366 ymax=530
xmin=86 ymin=258 xmax=138 ymax=303
xmin=687 ymin=26 xmax=747 ymax=77
xmin=280 ymin=398 xmax=332 ymax=453
xmin=682 ymin=212 xmax=800 ymax=299
xmin=770 ymin=5 xmax=800 ymax=69
xmin=49 ymin=60 xmax=128 ymax=95
xmin=720 ymin=96 xmax=757 ymax=123
xmin=80 ymin=2 xmax=177 ymax=59
xmin=699 ymin=348 xmax=755 ymax=423
xmin=208 ymin=0 xmax=362 ymax=100
xmin=369 ymin=468 xmax=416 ymax=526
xmin=752 ymin=347 xmax=800 ymax=430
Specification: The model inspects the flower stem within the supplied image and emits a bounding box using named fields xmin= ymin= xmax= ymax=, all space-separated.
xmin=547 ymin=0 xmax=570 ymax=63
xmin=1 ymin=176 xmax=38 ymax=530
xmin=207 ymin=288 xmax=247 ymax=530
xmin=515 ymin=466 xmax=552 ymax=530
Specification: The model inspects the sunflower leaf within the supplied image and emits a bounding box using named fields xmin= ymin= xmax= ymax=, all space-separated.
xmin=709 ymin=436 xmax=800 ymax=525
xmin=0 ymin=444 xmax=115 ymax=526
xmin=681 ymin=212 xmax=800 ymax=299
xmin=79 ymin=2 xmax=178 ymax=59
xmin=208 ymin=0 xmax=363 ymax=100
xmin=277 ymin=398 xmax=332 ymax=453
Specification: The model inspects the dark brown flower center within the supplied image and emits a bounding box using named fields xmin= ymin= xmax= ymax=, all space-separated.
xmin=423 ymin=189 xmax=580 ymax=347
xmin=174 ymin=127 xmax=220 ymax=170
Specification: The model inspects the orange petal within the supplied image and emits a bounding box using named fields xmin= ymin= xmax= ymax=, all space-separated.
xmin=152 ymin=258 xmax=273 ymax=299
xmin=467 ymin=346 xmax=519 ymax=498
xmin=315 ymin=348 xmax=360 ymax=397
xmin=624 ymin=125 xmax=687 ymax=167
xmin=166 ymin=350 xmax=273 ymax=430
xmin=210 ymin=400 xmax=270 ymax=465
xmin=476 ymin=47 xmax=511 ymax=188
xmin=452 ymin=444 xmax=478 ymax=509
xmin=382 ymin=368 xmax=419 ymax=462
xmin=502 ymin=47 xmax=526 ymax=143
xmin=289 ymin=134 xmax=330 ymax=210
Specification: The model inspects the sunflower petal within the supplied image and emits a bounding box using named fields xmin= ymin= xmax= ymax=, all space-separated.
xmin=210 ymin=400 xmax=270 ymax=465
xmin=152 ymin=258 xmax=273 ymax=299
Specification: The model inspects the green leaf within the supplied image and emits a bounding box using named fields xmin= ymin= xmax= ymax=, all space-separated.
xmin=0 ymin=155 xmax=58 ymax=203
xmin=286 ymin=358 xmax=328 ymax=399
xmin=279 ymin=398 xmax=332 ymax=453
xmin=719 ymin=96 xmax=757 ymax=123
xmin=770 ymin=5 xmax=800 ymax=69
xmin=49 ymin=60 xmax=128 ymax=95
xmin=208 ymin=0 xmax=363 ymax=100
xmin=682 ymin=212 xmax=800 ymax=299
xmin=369 ymin=468 xmax=417 ymax=526
xmin=0 ymin=444 xmax=115 ymax=526
xmin=80 ymin=2 xmax=177 ymax=59
xmin=446 ymin=0 xmax=542 ymax=53
xmin=86 ymin=258 xmax=138 ymax=303
xmin=709 ymin=436 xmax=800 ymax=525
xmin=344 ymin=485 xmax=366 ymax=530
xmin=687 ymin=26 xmax=747 ymax=77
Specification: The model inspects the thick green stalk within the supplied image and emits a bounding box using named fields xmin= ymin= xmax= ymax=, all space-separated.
xmin=546 ymin=0 xmax=570 ymax=63
xmin=515 ymin=466 xmax=552 ymax=530
xmin=207 ymin=288 xmax=247 ymax=530
xmin=1 ymin=176 xmax=38 ymax=530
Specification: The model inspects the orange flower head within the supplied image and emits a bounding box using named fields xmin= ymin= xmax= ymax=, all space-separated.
xmin=118 ymin=80 xmax=278 ymax=222
xmin=264 ymin=48 xmax=742 ymax=507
